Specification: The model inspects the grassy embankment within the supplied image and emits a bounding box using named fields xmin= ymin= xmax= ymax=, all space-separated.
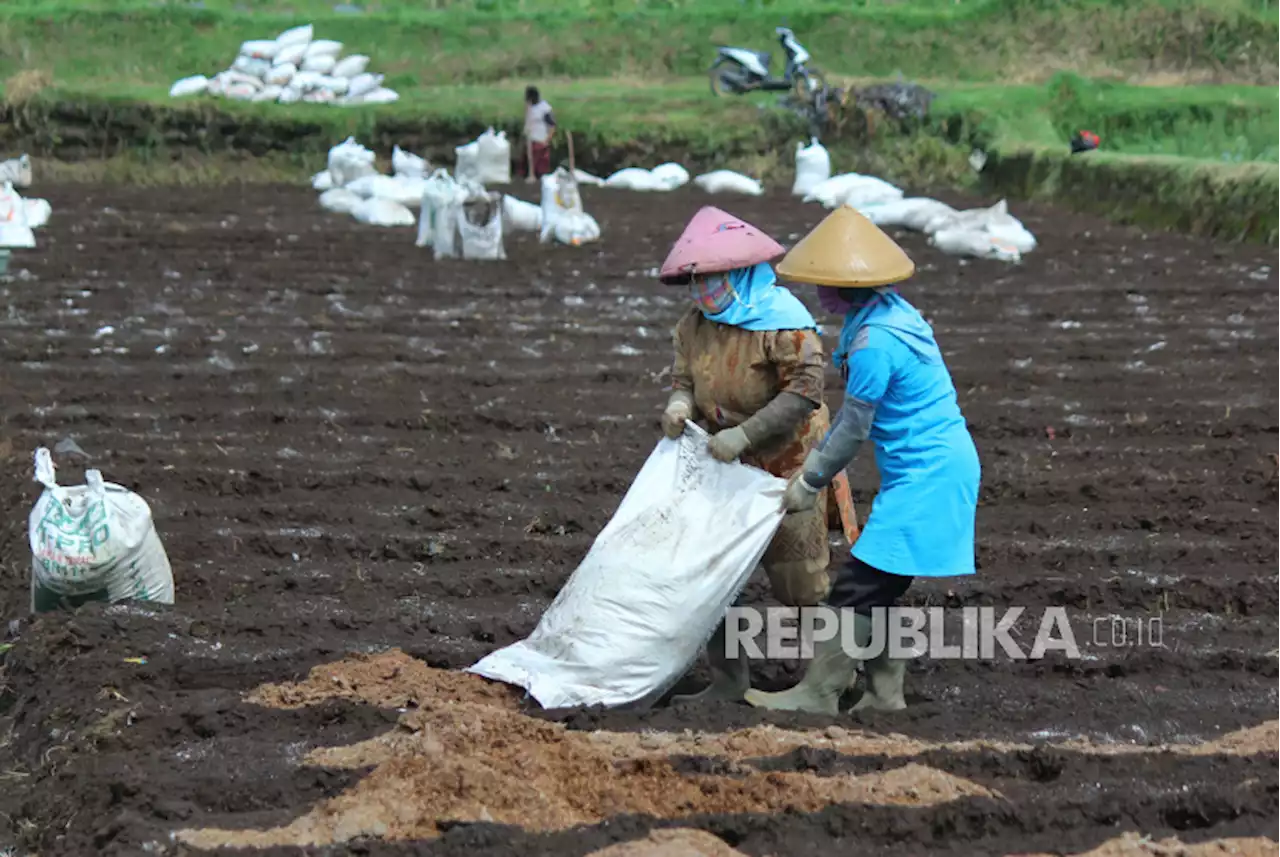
xmin=0 ymin=0 xmax=1275 ymax=239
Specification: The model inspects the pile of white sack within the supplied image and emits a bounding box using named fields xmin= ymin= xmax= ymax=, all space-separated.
xmin=858 ymin=197 xmax=1036 ymax=263
xmin=314 ymin=137 xmax=421 ymax=227
xmin=0 ymin=155 xmax=52 ymax=250
xmin=168 ymin=24 xmax=398 ymax=107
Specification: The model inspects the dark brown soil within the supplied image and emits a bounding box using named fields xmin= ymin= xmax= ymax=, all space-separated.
xmin=0 ymin=183 xmax=1274 ymax=856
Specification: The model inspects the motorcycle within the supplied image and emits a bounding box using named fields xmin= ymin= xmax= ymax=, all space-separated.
xmin=708 ymin=27 xmax=827 ymax=103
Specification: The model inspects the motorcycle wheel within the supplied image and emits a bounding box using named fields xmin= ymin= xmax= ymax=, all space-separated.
xmin=709 ymin=68 xmax=732 ymax=97
xmin=794 ymin=68 xmax=828 ymax=102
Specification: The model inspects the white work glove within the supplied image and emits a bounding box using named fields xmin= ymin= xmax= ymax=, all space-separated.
xmin=707 ymin=426 xmax=750 ymax=462
xmin=661 ymin=395 xmax=693 ymax=440
xmin=783 ymin=472 xmax=820 ymax=513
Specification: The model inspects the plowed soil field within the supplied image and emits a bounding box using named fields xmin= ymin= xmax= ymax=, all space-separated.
xmin=0 ymin=184 xmax=1274 ymax=856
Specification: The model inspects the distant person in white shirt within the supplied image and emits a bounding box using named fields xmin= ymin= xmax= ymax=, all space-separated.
xmin=523 ymin=85 xmax=556 ymax=183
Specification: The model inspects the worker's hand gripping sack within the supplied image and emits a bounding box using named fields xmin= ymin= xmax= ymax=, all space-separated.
xmin=28 ymin=448 xmax=174 ymax=613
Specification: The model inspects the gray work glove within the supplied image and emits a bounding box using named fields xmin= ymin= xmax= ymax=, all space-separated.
xmin=661 ymin=390 xmax=695 ymax=440
xmin=707 ymin=426 xmax=750 ymax=462
xmin=783 ymin=471 xmax=820 ymax=513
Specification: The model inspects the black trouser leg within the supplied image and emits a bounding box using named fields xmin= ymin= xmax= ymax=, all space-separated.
xmin=826 ymin=557 xmax=913 ymax=616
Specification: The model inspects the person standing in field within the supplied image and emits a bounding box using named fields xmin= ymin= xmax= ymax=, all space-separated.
xmin=744 ymin=206 xmax=981 ymax=716
xmin=657 ymin=205 xmax=859 ymax=704
xmin=523 ymin=86 xmax=556 ymax=183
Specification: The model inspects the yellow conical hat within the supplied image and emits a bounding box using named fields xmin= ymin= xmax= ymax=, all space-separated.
xmin=776 ymin=206 xmax=915 ymax=287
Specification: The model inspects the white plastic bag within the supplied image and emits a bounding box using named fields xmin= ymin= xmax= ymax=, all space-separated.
xmin=552 ymin=210 xmax=601 ymax=246
xmin=327 ymin=136 xmax=376 ymax=187
xmin=468 ymin=424 xmax=785 ymax=709
xmin=347 ymin=72 xmax=383 ymax=98
xmin=792 ymin=137 xmax=831 ymax=197
xmin=251 ymin=84 xmax=284 ymax=103
xmin=232 ymin=55 xmax=272 ymax=79
xmin=538 ymin=168 xmax=583 ymax=244
xmin=28 ymin=448 xmax=174 ymax=611
xmin=650 ymin=162 xmax=690 ymax=190
xmin=351 ymin=198 xmax=416 ymax=227
xmin=805 ymin=173 xmax=903 ymax=209
xmin=392 ymin=145 xmax=428 ymax=178
xmin=265 ymin=63 xmax=296 ymax=86
xmin=475 ymin=128 xmax=512 ymax=184
xmin=930 ymin=228 xmax=1022 ymax=262
xmin=501 ymin=194 xmax=542 ymax=232
xmin=456 ymin=191 xmax=506 ymax=260
xmin=604 ymin=167 xmax=662 ymax=192
xmin=333 ymin=54 xmax=370 ymax=78
xmin=987 ymin=217 xmax=1037 ymax=254
xmin=169 ymin=75 xmax=209 ymax=98
xmin=311 ymin=170 xmax=334 ymax=191
xmin=275 ymin=24 xmax=314 ymax=48
xmin=357 ymin=87 xmax=400 ymax=105
xmin=319 ymin=188 xmax=362 ymax=215
xmin=277 ymin=86 xmax=302 ymax=105
xmin=857 ymin=198 xmax=956 ymax=232
xmin=0 ymin=182 xmax=35 ymax=248
xmin=24 ymin=198 xmax=51 ymax=229
xmin=319 ymin=75 xmax=349 ymax=96
xmin=572 ymin=168 xmax=606 ymax=187
xmin=304 ymin=39 xmax=343 ymax=59
xmin=693 ymin=170 xmax=763 ymax=196
xmin=454 ymin=140 xmax=481 ymax=184
xmin=300 ymin=54 xmax=336 ymax=74
xmin=0 ymin=154 xmax=33 ymax=188
xmin=273 ymin=43 xmax=307 ymax=68
xmin=417 ymin=169 xmax=460 ymax=249
xmin=240 ymin=39 xmax=279 ymax=60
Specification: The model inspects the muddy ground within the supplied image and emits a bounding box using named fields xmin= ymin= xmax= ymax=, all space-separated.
xmin=0 ymin=183 xmax=1274 ymax=856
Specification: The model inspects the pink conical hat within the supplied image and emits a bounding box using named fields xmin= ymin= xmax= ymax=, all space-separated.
xmin=658 ymin=206 xmax=785 ymax=285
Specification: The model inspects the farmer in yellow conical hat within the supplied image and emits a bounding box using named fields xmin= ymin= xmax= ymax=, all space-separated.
xmin=744 ymin=207 xmax=981 ymax=716
xmin=656 ymin=206 xmax=858 ymax=705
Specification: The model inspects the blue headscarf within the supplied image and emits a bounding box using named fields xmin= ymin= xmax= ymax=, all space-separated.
xmin=833 ymin=287 xmax=942 ymax=375
xmin=700 ymin=263 xmax=818 ymax=332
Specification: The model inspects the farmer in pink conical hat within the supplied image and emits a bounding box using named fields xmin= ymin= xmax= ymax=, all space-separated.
xmin=657 ymin=206 xmax=857 ymax=705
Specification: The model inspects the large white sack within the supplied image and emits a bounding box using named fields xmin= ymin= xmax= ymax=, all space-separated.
xmin=475 ymin=128 xmax=512 ymax=184
xmin=226 ymin=82 xmax=257 ymax=101
xmin=319 ymin=188 xmax=362 ymax=215
xmin=456 ymin=192 xmax=506 ymax=260
xmin=357 ymin=87 xmax=400 ymax=105
xmin=300 ymin=54 xmax=336 ymax=74
xmin=327 ymin=136 xmax=376 ymax=187
xmin=169 ymin=75 xmax=208 ymax=98
xmin=857 ymin=197 xmax=956 ymax=232
xmin=351 ymin=197 xmax=416 ymax=227
xmin=319 ymin=75 xmax=349 ymax=96
xmin=333 ymin=54 xmax=370 ymax=78
xmin=501 ymin=194 xmax=542 ymax=232
xmin=275 ymin=24 xmax=313 ymax=48
xmin=651 ymin=162 xmax=690 ymax=190
xmin=553 ymin=210 xmax=601 ymax=246
xmin=28 ymin=448 xmax=174 ymax=610
xmin=987 ymin=217 xmax=1036 ymax=254
xmin=604 ymin=168 xmax=662 ymax=192
xmin=222 ymin=70 xmax=264 ymax=90
xmin=693 ymin=170 xmax=763 ymax=196
xmin=454 ymin=141 xmax=481 ymax=184
xmin=573 ymin=168 xmax=606 ymax=187
xmin=24 ymin=198 xmax=51 ymax=229
xmin=251 ymin=84 xmax=284 ymax=103
xmin=347 ymin=72 xmax=383 ymax=98
xmin=304 ymin=39 xmax=343 ymax=59
xmin=804 ymin=173 xmax=902 ymax=208
xmin=240 ymin=39 xmax=278 ymax=60
xmin=311 ymin=170 xmax=334 ymax=191
xmin=0 ymin=182 xmax=35 ymax=248
xmin=791 ymin=137 xmax=831 ymax=197
xmin=265 ymin=63 xmax=296 ymax=86
xmin=232 ymin=55 xmax=272 ymax=79
xmin=273 ymin=43 xmax=307 ymax=68
xmin=0 ymin=155 xmax=31 ymax=189
xmin=392 ymin=145 xmax=428 ymax=178
xmin=538 ymin=168 xmax=584 ymax=244
xmin=468 ymin=424 xmax=786 ymax=709
xmin=290 ymin=70 xmax=325 ymax=91
xmin=277 ymin=86 xmax=302 ymax=105
xmin=345 ymin=174 xmax=422 ymax=207
xmin=433 ymin=196 xmax=461 ymax=259
xmin=930 ymin=227 xmax=1022 ymax=262
xmin=417 ymin=169 xmax=460 ymax=249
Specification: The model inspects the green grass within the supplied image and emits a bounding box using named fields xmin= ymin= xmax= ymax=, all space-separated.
xmin=933 ymin=75 xmax=1279 ymax=162
xmin=0 ymin=0 xmax=1275 ymax=90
